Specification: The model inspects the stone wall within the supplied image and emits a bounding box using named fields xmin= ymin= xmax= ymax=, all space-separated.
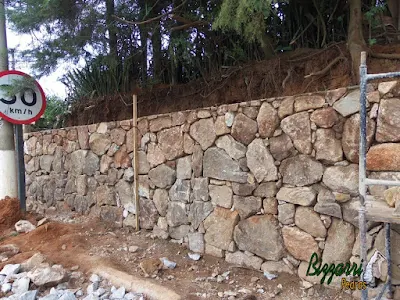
xmin=23 ymin=80 xmax=400 ymax=292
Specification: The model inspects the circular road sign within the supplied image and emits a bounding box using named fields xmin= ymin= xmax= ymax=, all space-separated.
xmin=0 ymin=70 xmax=46 ymax=125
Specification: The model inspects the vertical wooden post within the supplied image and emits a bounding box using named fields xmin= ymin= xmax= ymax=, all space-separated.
xmin=132 ymin=94 xmax=140 ymax=231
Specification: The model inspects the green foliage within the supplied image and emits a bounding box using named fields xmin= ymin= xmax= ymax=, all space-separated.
xmin=0 ymin=77 xmax=36 ymax=98
xmin=213 ymin=0 xmax=272 ymax=44
xmin=62 ymin=55 xmax=134 ymax=101
xmin=32 ymin=95 xmax=68 ymax=130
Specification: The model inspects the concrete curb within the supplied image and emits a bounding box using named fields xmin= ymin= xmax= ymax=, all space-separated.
xmin=91 ymin=265 xmax=182 ymax=300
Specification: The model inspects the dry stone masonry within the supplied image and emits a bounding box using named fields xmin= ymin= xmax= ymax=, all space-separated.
xmin=24 ymin=80 xmax=400 ymax=292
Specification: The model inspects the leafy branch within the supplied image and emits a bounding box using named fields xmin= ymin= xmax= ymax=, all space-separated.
xmin=0 ymin=77 xmax=37 ymax=98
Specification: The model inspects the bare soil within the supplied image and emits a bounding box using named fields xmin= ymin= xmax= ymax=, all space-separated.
xmin=0 ymin=202 xmax=354 ymax=300
xmin=67 ymin=43 xmax=400 ymax=127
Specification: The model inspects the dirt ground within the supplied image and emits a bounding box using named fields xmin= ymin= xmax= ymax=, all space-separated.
xmin=0 ymin=198 xmax=355 ymax=300
xmin=67 ymin=43 xmax=400 ymax=127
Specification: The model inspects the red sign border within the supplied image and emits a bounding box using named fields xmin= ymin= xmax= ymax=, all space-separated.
xmin=0 ymin=70 xmax=46 ymax=125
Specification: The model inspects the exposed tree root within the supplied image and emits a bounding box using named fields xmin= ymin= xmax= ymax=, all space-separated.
xmin=371 ymin=52 xmax=400 ymax=60
xmin=304 ymin=56 xmax=346 ymax=78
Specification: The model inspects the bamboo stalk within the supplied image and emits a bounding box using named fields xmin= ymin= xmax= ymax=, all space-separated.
xmin=132 ymin=94 xmax=139 ymax=231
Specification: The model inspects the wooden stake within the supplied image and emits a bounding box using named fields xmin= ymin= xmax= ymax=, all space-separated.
xmin=132 ymin=94 xmax=140 ymax=231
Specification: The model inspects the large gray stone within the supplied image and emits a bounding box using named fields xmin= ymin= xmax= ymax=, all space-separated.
xmin=169 ymin=225 xmax=190 ymax=240
xmin=95 ymin=185 xmax=115 ymax=206
xmin=314 ymin=202 xmax=342 ymax=219
xmin=204 ymin=207 xmax=240 ymax=250
xmin=215 ymin=135 xmax=246 ymax=160
xmin=166 ymin=202 xmax=188 ymax=227
xmin=89 ymin=133 xmax=111 ymax=156
xmin=295 ymin=207 xmax=327 ymax=238
xmin=246 ymin=139 xmax=277 ymax=183
xmin=253 ymin=182 xmax=277 ymax=198
xmin=233 ymin=196 xmax=262 ymax=219
xmin=39 ymin=155 xmax=54 ymax=173
xmin=314 ymin=129 xmax=343 ymax=163
xmin=376 ymin=99 xmax=400 ymax=142
xmin=189 ymin=201 xmax=213 ymax=229
xmin=282 ymin=226 xmax=320 ymax=261
xmin=294 ymin=95 xmax=325 ymax=112
xmin=225 ymin=251 xmax=263 ymax=270
xmin=269 ymin=134 xmax=296 ymax=161
xmin=342 ymin=113 xmax=375 ymax=163
xmin=157 ymin=126 xmax=184 ymax=160
xmin=234 ymin=215 xmax=284 ymax=261
xmin=138 ymin=150 xmax=150 ymax=174
xmin=209 ymin=185 xmax=233 ymax=208
xmin=139 ymin=198 xmax=159 ymax=229
xmin=278 ymin=203 xmax=295 ymax=225
xmin=203 ymin=147 xmax=248 ymax=183
xmin=276 ymin=187 xmax=317 ymax=206
xmin=279 ymin=155 xmax=323 ymax=187
xmin=192 ymin=145 xmax=203 ymax=177
xmin=176 ymin=156 xmax=192 ymax=179
xmin=231 ymin=113 xmax=257 ymax=145
xmin=322 ymin=164 xmax=359 ymax=196
xmin=257 ymin=102 xmax=279 ymax=138
xmin=153 ymin=189 xmax=169 ymax=216
xmin=82 ymin=152 xmax=100 ymax=176
xmin=322 ymin=219 xmax=355 ymax=264
xmin=148 ymin=164 xmax=176 ymax=188
xmin=188 ymin=232 xmax=205 ymax=253
xmin=190 ymin=118 xmax=216 ymax=150
xmin=281 ymin=112 xmax=312 ymax=155
xmin=146 ymin=143 xmax=166 ymax=167
xmin=192 ymin=178 xmax=209 ymax=201
xmin=115 ymin=180 xmax=133 ymax=209
xmin=27 ymin=265 xmax=66 ymax=287
xmin=232 ymin=182 xmax=256 ymax=196
xmin=169 ymin=179 xmax=191 ymax=202
xmin=333 ymin=89 xmax=364 ymax=117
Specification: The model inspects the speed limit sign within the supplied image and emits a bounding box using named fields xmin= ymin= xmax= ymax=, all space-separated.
xmin=0 ymin=70 xmax=46 ymax=124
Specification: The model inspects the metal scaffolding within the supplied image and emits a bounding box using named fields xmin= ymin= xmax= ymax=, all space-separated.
xmin=358 ymin=51 xmax=400 ymax=300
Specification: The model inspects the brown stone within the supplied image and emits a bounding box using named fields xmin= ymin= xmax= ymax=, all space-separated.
xmin=278 ymin=97 xmax=294 ymax=119
xmin=342 ymin=113 xmax=375 ymax=163
xmin=367 ymin=143 xmax=400 ymax=171
xmin=171 ymin=111 xmax=187 ymax=126
xmin=149 ymin=116 xmax=172 ymax=132
xmin=114 ymin=147 xmax=131 ymax=168
xmin=183 ymin=133 xmax=195 ymax=154
xmin=376 ymin=99 xmax=400 ymax=142
xmin=215 ymin=115 xmax=230 ymax=136
xmin=257 ymin=102 xmax=279 ymax=138
xmin=322 ymin=219 xmax=355 ymax=264
xmin=231 ymin=113 xmax=258 ymax=145
xmin=190 ymin=118 xmax=216 ymax=150
xmin=66 ymin=129 xmax=78 ymax=141
xmin=280 ymin=155 xmax=323 ymax=187
xmin=282 ymin=226 xmax=320 ymax=261
xmin=314 ymin=129 xmax=343 ymax=163
xmin=295 ymin=207 xmax=327 ymax=238
xmin=281 ymin=112 xmax=312 ymax=155
xmin=89 ymin=133 xmax=111 ymax=156
xmin=294 ymin=95 xmax=325 ymax=112
xmin=110 ymin=128 xmax=126 ymax=146
xmin=234 ymin=215 xmax=284 ymax=261
xmin=310 ymin=107 xmax=339 ymax=128
xmin=146 ymin=143 xmax=166 ymax=167
xmin=269 ymin=134 xmax=296 ymax=161
xmin=157 ymin=127 xmax=184 ymax=160
xmin=77 ymin=126 xmax=89 ymax=149
xmin=325 ymin=87 xmax=347 ymax=106
xmin=204 ymin=207 xmax=240 ymax=251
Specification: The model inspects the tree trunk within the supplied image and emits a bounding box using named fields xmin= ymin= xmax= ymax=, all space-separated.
xmin=105 ymin=0 xmax=118 ymax=58
xmin=388 ymin=0 xmax=400 ymax=31
xmin=347 ymin=0 xmax=367 ymax=81
xmin=151 ymin=1 xmax=162 ymax=83
xmin=138 ymin=0 xmax=148 ymax=84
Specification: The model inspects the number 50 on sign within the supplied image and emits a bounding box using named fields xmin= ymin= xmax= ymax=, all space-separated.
xmin=0 ymin=70 xmax=46 ymax=125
